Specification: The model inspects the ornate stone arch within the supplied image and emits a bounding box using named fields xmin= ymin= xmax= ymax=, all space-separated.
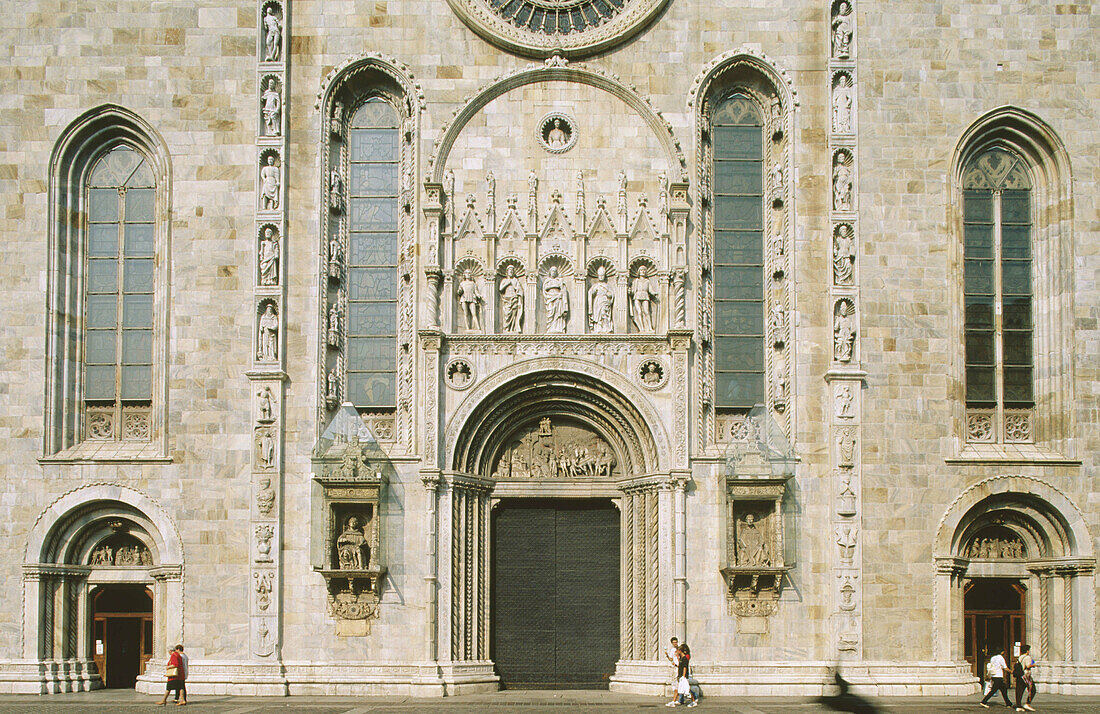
xmin=428 ymin=58 xmax=687 ymax=183
xmin=689 ymin=50 xmax=799 ymax=450
xmin=949 ymin=106 xmax=1075 ymax=454
xmin=317 ymin=55 xmax=424 ymax=448
xmin=445 ymin=357 xmax=671 ymax=476
xmin=45 ymin=105 xmax=172 ymax=458
xmin=21 ymin=484 xmax=184 ymax=691
xmin=931 ymin=476 xmax=1096 ymax=665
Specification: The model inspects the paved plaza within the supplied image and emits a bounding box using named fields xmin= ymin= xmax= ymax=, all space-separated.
xmin=0 ymin=690 xmax=1097 ymax=714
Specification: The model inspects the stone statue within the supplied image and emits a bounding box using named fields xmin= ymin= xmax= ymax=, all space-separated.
xmin=630 ymin=265 xmax=657 ymax=332
xmin=736 ymin=513 xmax=770 ymax=566
xmin=834 ymin=299 xmax=856 ymax=362
xmin=833 ymin=74 xmax=853 ymax=133
xmin=328 ymin=301 xmax=341 ymax=346
xmin=263 ymin=7 xmax=281 ymax=63
xmin=258 ymin=227 xmax=278 ymax=285
xmin=450 ymin=361 xmax=470 ymax=387
xmin=543 ymin=266 xmax=569 ymax=333
xmin=329 ymin=101 xmax=344 ymax=138
xmin=499 ymin=265 xmax=524 ymax=333
xmin=328 ymin=235 xmax=343 ymax=278
xmin=832 ymin=1 xmax=853 ymax=59
xmin=588 ymin=266 xmax=614 ymax=333
xmin=330 ymin=167 xmax=345 ymax=213
xmin=837 ymin=427 xmax=856 ymax=466
xmin=257 ymin=429 xmax=275 ymax=469
xmin=833 ymin=159 xmax=853 ymax=212
xmin=546 ymin=118 xmax=568 ymax=148
xmin=257 ymin=386 xmax=274 ymax=423
xmin=262 ymin=79 xmax=281 ymax=136
xmin=457 ymin=269 xmax=483 ymax=331
xmin=833 ymin=224 xmax=855 ymax=285
xmin=642 ymin=362 xmax=662 ymax=386
xmin=336 ymin=516 xmax=369 ymax=570
xmin=258 ymin=303 xmax=279 ymax=361
xmin=260 ymin=155 xmax=280 ymax=210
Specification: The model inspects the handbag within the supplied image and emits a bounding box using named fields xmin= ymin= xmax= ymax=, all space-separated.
xmin=677 ymin=675 xmax=691 ymax=695
xmin=166 ymin=665 xmax=179 ymax=677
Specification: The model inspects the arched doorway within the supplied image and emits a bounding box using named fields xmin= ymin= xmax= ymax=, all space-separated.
xmin=91 ymin=585 xmax=155 ymax=688
xmin=435 ymin=361 xmax=676 ymax=691
xmin=964 ymin=580 xmax=1025 ymax=678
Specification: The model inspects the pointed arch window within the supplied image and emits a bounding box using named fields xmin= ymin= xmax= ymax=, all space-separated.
xmin=45 ymin=108 xmax=170 ymax=459
xmin=712 ymin=95 xmax=765 ymax=410
xmin=346 ymin=98 xmax=399 ymax=408
xmin=962 ymin=149 xmax=1035 ymax=443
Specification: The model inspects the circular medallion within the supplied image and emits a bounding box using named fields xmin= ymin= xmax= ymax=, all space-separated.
xmin=637 ymin=359 xmax=667 ymax=390
xmin=446 ymin=0 xmax=671 ymax=58
xmin=446 ymin=358 xmax=476 ymax=390
xmin=537 ymin=112 xmax=577 ymax=153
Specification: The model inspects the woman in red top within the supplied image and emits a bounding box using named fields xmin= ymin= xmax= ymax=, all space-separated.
xmin=155 ymin=646 xmax=187 ymax=706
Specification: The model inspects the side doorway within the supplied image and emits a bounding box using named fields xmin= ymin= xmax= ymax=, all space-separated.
xmin=91 ymin=586 xmax=155 ymax=688
xmin=964 ymin=579 xmax=1025 ymax=679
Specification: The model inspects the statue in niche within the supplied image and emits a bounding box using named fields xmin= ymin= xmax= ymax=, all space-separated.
xmin=257 ymin=386 xmax=275 ymax=423
xmin=642 ymin=361 xmax=663 ymax=386
xmin=630 ymin=265 xmax=657 ymax=332
xmin=329 ymin=101 xmax=344 ymax=138
xmin=260 ymin=155 xmax=280 ymax=210
xmin=263 ymin=7 xmax=281 ymax=62
xmin=833 ymin=224 xmax=855 ymax=285
xmin=834 ymin=299 xmax=856 ymax=362
xmin=499 ymin=265 xmax=524 ymax=333
xmin=736 ymin=512 xmax=771 ymax=566
xmin=258 ymin=227 xmax=279 ymax=285
xmin=328 ymin=235 xmax=343 ymax=278
xmin=588 ymin=266 xmax=614 ymax=333
xmin=833 ymin=74 xmax=854 ymax=134
xmin=336 ymin=516 xmax=370 ymax=570
xmin=457 ymin=269 xmax=483 ymax=331
xmin=833 ymin=158 xmax=853 ymax=212
xmin=326 ymin=366 xmax=340 ymax=409
xmin=330 ymin=167 xmax=345 ymax=213
xmin=257 ymin=428 xmax=275 ymax=469
xmin=449 ymin=361 xmax=471 ymax=387
xmin=328 ymin=301 xmax=341 ymax=346
xmin=258 ymin=304 xmax=279 ymax=361
xmin=837 ymin=427 xmax=856 ymax=466
xmin=262 ymin=79 xmax=281 ymax=136
xmin=832 ymin=1 xmax=853 ymax=59
xmin=543 ymin=266 xmax=569 ymax=333
xmin=256 ymin=477 xmax=275 ymax=516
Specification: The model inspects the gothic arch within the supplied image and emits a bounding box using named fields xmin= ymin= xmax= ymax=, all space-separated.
xmin=689 ymin=50 xmax=799 ymax=448
xmin=45 ymin=105 xmax=172 ymax=457
xmin=428 ymin=60 xmax=687 ymax=183
xmin=949 ymin=106 xmax=1075 ymax=453
xmin=445 ymin=357 xmax=670 ymax=476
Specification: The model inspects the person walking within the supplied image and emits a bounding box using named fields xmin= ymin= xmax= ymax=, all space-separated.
xmin=666 ymin=643 xmax=697 ymax=707
xmin=1014 ymin=644 xmax=1037 ymax=711
xmin=155 ymin=644 xmax=187 ymax=706
xmin=979 ymin=647 xmax=1012 ymax=708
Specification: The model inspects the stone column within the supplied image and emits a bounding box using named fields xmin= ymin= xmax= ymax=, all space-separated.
xmin=421 ymin=471 xmax=441 ymax=663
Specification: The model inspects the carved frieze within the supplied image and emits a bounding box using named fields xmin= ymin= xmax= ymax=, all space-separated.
xmin=491 ymin=419 xmax=617 ymax=480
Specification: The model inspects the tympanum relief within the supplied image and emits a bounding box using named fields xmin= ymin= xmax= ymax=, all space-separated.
xmin=89 ymin=537 xmax=153 ymax=566
xmin=491 ymin=419 xmax=618 ymax=480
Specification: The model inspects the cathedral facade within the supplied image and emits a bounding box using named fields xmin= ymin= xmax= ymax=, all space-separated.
xmin=1 ymin=0 xmax=1098 ymax=697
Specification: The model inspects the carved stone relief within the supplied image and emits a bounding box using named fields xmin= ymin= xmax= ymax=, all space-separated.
xmin=965 ymin=535 xmax=1025 ymax=560
xmin=257 ymin=301 xmax=279 ymax=361
xmin=256 ymin=427 xmax=276 ymax=470
xmin=255 ymin=524 xmax=274 ymax=563
xmin=329 ymin=164 xmax=345 ymax=214
xmin=122 ymin=412 xmax=150 ymax=441
xmin=254 ymin=618 xmax=275 ymax=657
xmin=261 ymin=76 xmax=282 ymax=137
xmin=832 ymin=1 xmax=853 ymax=59
xmin=257 ymin=386 xmax=275 ymax=423
xmin=336 ymin=514 xmax=373 ymax=570
xmin=254 ymin=570 xmax=274 ymax=611
xmin=734 ymin=510 xmax=772 ymax=567
xmin=256 ymin=477 xmax=276 ymax=517
xmin=833 ymin=298 xmax=856 ymax=362
xmin=456 ymin=262 xmax=484 ymax=332
xmin=638 ymin=359 xmax=667 ymax=390
xmin=89 ymin=537 xmax=153 ymax=566
xmin=259 ymin=151 xmax=281 ymax=211
xmin=835 ymin=383 xmax=854 ymax=418
xmin=587 ymin=262 xmax=615 ymax=334
xmin=833 ymin=223 xmax=855 ymax=286
xmin=836 ymin=426 xmax=856 ymax=467
xmin=836 ymin=524 xmax=857 ymax=564
xmin=498 ymin=260 xmax=525 ymax=334
xmin=491 ymin=419 xmax=617 ymax=480
xmin=538 ymin=112 xmax=576 ymax=154
xmin=833 ymin=149 xmax=853 ymax=213
xmin=258 ymin=225 xmax=279 ymax=286
xmin=832 ymin=72 xmax=854 ymax=134
xmin=629 ymin=262 xmax=658 ymax=333
xmin=836 ymin=468 xmax=857 ymax=516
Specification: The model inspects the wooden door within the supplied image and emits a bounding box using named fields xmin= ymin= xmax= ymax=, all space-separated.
xmin=964 ymin=579 xmax=1026 ymax=678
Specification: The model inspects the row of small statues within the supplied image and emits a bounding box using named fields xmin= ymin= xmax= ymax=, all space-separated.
xmin=967 ymin=537 xmax=1025 ymax=560
xmin=90 ymin=543 xmax=153 ymax=566
xmin=457 ymin=264 xmax=659 ymax=333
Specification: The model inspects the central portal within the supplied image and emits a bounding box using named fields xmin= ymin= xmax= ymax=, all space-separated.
xmin=491 ymin=498 xmax=620 ymax=689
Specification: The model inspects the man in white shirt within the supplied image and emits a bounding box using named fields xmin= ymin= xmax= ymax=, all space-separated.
xmin=979 ymin=647 xmax=1012 ymax=708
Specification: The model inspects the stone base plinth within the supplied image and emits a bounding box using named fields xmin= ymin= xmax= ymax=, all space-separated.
xmin=612 ymin=660 xmax=978 ymax=697
xmin=0 ymin=659 xmax=101 ymax=694
xmin=1036 ymin=662 xmax=1100 ymax=695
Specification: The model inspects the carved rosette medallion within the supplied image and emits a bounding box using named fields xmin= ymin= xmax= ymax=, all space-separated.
xmin=637 ymin=358 xmax=667 ymax=390
xmin=446 ymin=0 xmax=671 ymax=58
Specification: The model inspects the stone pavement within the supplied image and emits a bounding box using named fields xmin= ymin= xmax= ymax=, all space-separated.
xmin=0 ymin=690 xmax=1097 ymax=714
